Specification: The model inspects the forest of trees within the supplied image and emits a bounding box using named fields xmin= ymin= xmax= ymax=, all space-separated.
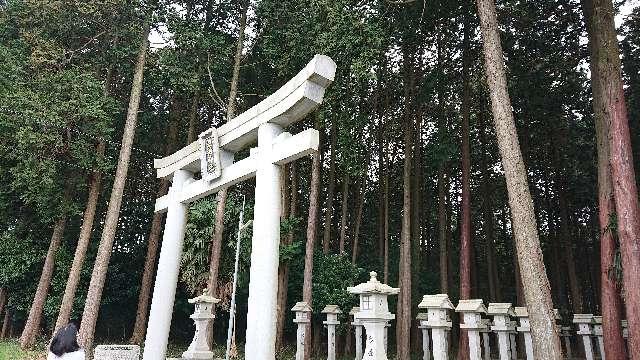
xmin=1 ymin=0 xmax=640 ymax=359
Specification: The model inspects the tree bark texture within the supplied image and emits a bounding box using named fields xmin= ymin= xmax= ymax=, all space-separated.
xmin=438 ymin=167 xmax=448 ymax=293
xmin=584 ymin=0 xmax=640 ymax=356
xmin=338 ymin=174 xmax=350 ymax=254
xmin=582 ymin=0 xmax=629 ymax=357
xmin=275 ymin=164 xmax=292 ymax=350
xmin=352 ymin=177 xmax=365 ymax=264
xmin=476 ymin=0 xmax=563 ymax=357
xmin=20 ymin=216 xmax=67 ymax=348
xmin=322 ymin=119 xmax=337 ymax=254
xmin=78 ymin=19 xmax=151 ymax=352
xmin=1 ymin=308 xmax=10 ymax=339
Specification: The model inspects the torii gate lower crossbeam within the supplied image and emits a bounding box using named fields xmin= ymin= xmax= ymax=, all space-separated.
xmin=141 ymin=55 xmax=336 ymax=360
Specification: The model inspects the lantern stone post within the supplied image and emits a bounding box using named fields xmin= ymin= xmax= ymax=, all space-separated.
xmin=514 ymin=307 xmax=533 ymax=360
xmin=456 ymin=299 xmax=487 ymax=360
xmin=417 ymin=312 xmax=430 ymax=360
xmin=292 ymin=302 xmax=312 ymax=360
xmin=487 ymin=303 xmax=515 ymax=360
xmin=182 ymin=291 xmax=220 ymax=360
xmin=480 ymin=319 xmax=492 ymax=360
xmin=593 ymin=316 xmax=605 ymax=360
xmin=322 ymin=305 xmax=342 ymax=360
xmin=347 ymin=271 xmax=399 ymax=360
xmin=351 ymin=307 xmax=364 ymax=360
xmin=573 ymin=314 xmax=595 ymax=360
xmin=418 ymin=294 xmax=454 ymax=360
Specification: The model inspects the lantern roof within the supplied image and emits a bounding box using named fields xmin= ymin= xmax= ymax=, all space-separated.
xmin=347 ymin=271 xmax=399 ymax=295
xmin=322 ymin=304 xmax=342 ymax=314
xmin=418 ymin=294 xmax=454 ymax=310
xmin=487 ymin=303 xmax=514 ymax=316
xmin=188 ymin=289 xmax=221 ymax=304
xmin=573 ymin=314 xmax=594 ymax=324
xmin=514 ymin=307 xmax=528 ymax=318
xmin=291 ymin=301 xmax=312 ymax=312
xmin=455 ymin=299 xmax=486 ymax=313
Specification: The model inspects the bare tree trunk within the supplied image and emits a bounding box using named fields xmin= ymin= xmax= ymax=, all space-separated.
xmin=1 ymin=308 xmax=10 ymax=339
xmin=383 ymin=167 xmax=390 ymax=284
xmin=396 ymin=45 xmax=413 ymax=360
xmin=303 ymin=116 xmax=322 ymax=360
xmin=581 ymin=0 xmax=628 ymax=357
xmin=438 ymin=167 xmax=448 ymax=293
xmin=582 ymin=0 xmax=640 ymax=355
xmin=55 ymin=67 xmax=114 ymax=333
xmin=78 ymin=19 xmax=151 ymax=352
xmin=322 ymin=119 xmax=337 ymax=254
xmin=275 ymin=165 xmax=292 ymax=350
xmin=458 ymin=10 xmax=473 ymax=357
xmin=476 ymin=0 xmax=563 ymax=357
xmin=129 ymin=96 xmax=183 ymax=345
xmin=187 ymin=92 xmax=200 ymax=143
xmin=338 ymin=174 xmax=350 ymax=254
xmin=226 ymin=0 xmax=249 ymax=121
xmin=19 ymin=216 xmax=67 ymax=348
xmin=378 ymin=125 xmax=385 ymax=262
xmin=352 ymin=177 xmax=365 ymax=264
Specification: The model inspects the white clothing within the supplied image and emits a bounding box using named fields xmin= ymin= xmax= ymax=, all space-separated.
xmin=46 ymin=349 xmax=85 ymax=360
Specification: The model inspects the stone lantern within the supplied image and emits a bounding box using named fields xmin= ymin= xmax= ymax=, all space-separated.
xmin=347 ymin=271 xmax=399 ymax=360
xmin=182 ymin=290 xmax=220 ymax=360
xmin=418 ymin=294 xmax=454 ymax=360
xmin=514 ymin=307 xmax=533 ymax=360
xmin=487 ymin=303 xmax=515 ymax=360
xmin=416 ymin=312 xmax=430 ymax=360
xmin=456 ymin=299 xmax=487 ymax=360
xmin=322 ymin=305 xmax=342 ymax=360
xmin=350 ymin=307 xmax=364 ymax=360
xmin=573 ymin=314 xmax=595 ymax=360
xmin=291 ymin=301 xmax=312 ymax=360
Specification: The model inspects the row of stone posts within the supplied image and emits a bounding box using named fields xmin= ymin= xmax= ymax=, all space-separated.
xmin=573 ymin=313 xmax=630 ymax=360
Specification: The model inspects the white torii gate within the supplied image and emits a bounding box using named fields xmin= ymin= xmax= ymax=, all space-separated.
xmin=142 ymin=54 xmax=337 ymax=360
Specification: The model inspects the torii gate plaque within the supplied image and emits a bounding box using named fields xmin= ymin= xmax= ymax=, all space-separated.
xmin=142 ymin=55 xmax=337 ymax=360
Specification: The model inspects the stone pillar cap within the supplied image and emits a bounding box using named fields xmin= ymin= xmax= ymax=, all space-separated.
xmin=416 ymin=312 xmax=428 ymax=321
xmin=456 ymin=299 xmax=487 ymax=313
xmin=514 ymin=307 xmax=528 ymax=318
xmin=188 ymin=289 xmax=221 ymax=304
xmin=593 ymin=316 xmax=603 ymax=324
xmin=347 ymin=271 xmax=399 ymax=295
xmin=349 ymin=307 xmax=360 ymax=315
xmin=321 ymin=304 xmax=342 ymax=314
xmin=418 ymin=294 xmax=454 ymax=309
xmin=291 ymin=301 xmax=312 ymax=313
xmin=487 ymin=303 xmax=514 ymax=316
xmin=572 ymin=314 xmax=594 ymax=324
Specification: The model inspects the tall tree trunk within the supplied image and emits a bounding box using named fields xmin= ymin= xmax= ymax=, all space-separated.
xmin=206 ymin=0 xmax=249 ymax=347
xmin=0 ymin=288 xmax=6 ymax=322
xmin=582 ymin=0 xmax=640 ymax=355
xmin=1 ymin=308 xmax=10 ymax=339
xmin=352 ymin=177 xmax=365 ymax=264
xmin=187 ymin=92 xmax=200 ymax=143
xmin=20 ymin=216 xmax=67 ymax=348
xmin=322 ymin=119 xmax=337 ymax=254
xmin=475 ymin=0 xmax=563 ymax=357
xmin=303 ymin=116 xmax=322 ymax=360
xmin=479 ymin=114 xmax=501 ymax=301
xmin=55 ymin=66 xmax=114 ymax=333
xmin=581 ymin=0 xmax=628 ymax=356
xmin=275 ymin=165 xmax=292 ymax=350
xmin=438 ymin=168 xmax=448 ymax=293
xmin=378 ymin=124 xmax=386 ymax=262
xmin=458 ymin=10 xmax=473 ymax=357
xmin=338 ymin=174 xmax=350 ymax=254
xmin=129 ymin=96 xmax=183 ymax=345
xmin=78 ymin=19 xmax=151 ymax=352
xmin=396 ymin=45 xmax=413 ymax=360
xmin=383 ymin=167 xmax=390 ymax=284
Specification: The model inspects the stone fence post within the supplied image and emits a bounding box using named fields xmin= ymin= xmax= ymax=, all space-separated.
xmin=419 ymin=294 xmax=454 ymax=360
xmin=488 ymin=303 xmax=515 ymax=360
xmin=456 ymin=299 xmax=487 ymax=360
xmin=573 ymin=314 xmax=595 ymax=360
xmin=322 ymin=305 xmax=341 ymax=360
xmin=350 ymin=307 xmax=363 ymax=360
xmin=292 ymin=302 xmax=312 ymax=360
xmin=480 ymin=319 xmax=492 ymax=360
xmin=593 ymin=316 xmax=605 ymax=360
xmin=417 ymin=312 xmax=430 ymax=360
xmin=514 ymin=307 xmax=533 ymax=360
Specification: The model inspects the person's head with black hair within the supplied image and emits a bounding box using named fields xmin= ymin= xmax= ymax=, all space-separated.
xmin=50 ymin=323 xmax=81 ymax=356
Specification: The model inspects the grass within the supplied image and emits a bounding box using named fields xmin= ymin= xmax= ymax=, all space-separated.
xmin=0 ymin=340 xmax=45 ymax=360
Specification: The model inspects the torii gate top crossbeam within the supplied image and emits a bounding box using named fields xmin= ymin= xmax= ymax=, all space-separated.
xmin=154 ymin=54 xmax=337 ymax=179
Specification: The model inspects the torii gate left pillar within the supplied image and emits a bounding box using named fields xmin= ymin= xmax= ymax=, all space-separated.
xmin=142 ymin=55 xmax=336 ymax=360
